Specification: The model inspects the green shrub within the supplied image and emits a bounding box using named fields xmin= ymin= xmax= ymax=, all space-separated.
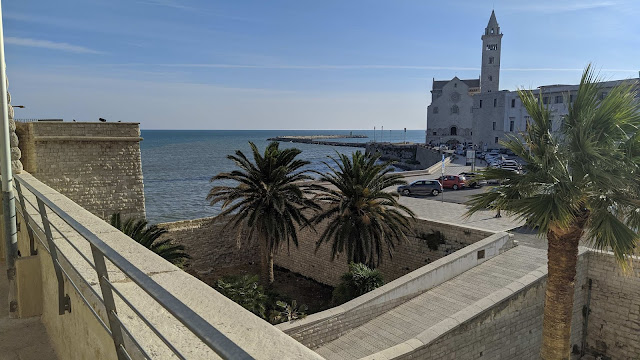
xmin=417 ymin=230 xmax=446 ymax=251
xmin=215 ymin=275 xmax=267 ymax=318
xmin=269 ymin=300 xmax=308 ymax=324
xmin=332 ymin=263 xmax=384 ymax=305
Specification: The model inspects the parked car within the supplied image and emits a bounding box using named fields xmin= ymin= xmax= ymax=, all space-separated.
xmin=499 ymin=160 xmax=522 ymax=173
xmin=397 ymin=179 xmax=442 ymax=196
xmin=458 ymin=172 xmax=486 ymax=188
xmin=438 ymin=175 xmax=466 ymax=190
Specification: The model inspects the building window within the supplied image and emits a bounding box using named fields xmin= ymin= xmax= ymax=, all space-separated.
xmin=486 ymin=44 xmax=498 ymax=50
xmin=479 ymin=100 xmax=483 ymax=108
xmin=600 ymin=92 xmax=608 ymax=100
xmin=494 ymin=137 xmax=499 ymax=143
xmin=509 ymin=119 xmax=515 ymax=132
xmin=454 ymin=83 xmax=457 ymax=88
xmin=543 ymin=96 xmax=549 ymax=105
xmin=511 ymin=99 xmax=516 ymax=108
xmin=488 ymin=75 xmax=493 ymax=81
xmin=555 ymin=95 xmax=563 ymax=104
xmin=494 ymin=98 xmax=497 ymax=107
xmin=569 ymin=94 xmax=574 ymax=103
xmin=432 ymin=132 xmax=436 ymax=136
xmin=489 ymin=57 xmax=494 ymax=64
xmin=491 ymin=28 xmax=494 ymax=34
xmin=433 ymin=106 xmax=439 ymax=114
xmin=451 ymin=105 xmax=459 ymax=114
xmin=492 ymin=122 xmax=496 ymax=130
xmin=450 ymin=126 xmax=457 ymax=136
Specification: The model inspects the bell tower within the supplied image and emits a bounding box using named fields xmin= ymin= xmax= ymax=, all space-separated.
xmin=480 ymin=10 xmax=502 ymax=93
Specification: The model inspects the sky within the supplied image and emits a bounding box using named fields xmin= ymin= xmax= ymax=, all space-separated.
xmin=4 ymin=0 xmax=640 ymax=130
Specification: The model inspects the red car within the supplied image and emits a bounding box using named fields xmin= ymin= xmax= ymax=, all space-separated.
xmin=438 ymin=175 xmax=466 ymax=190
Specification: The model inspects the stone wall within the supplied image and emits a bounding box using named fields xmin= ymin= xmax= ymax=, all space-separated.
xmin=157 ymin=216 xmax=259 ymax=275
xmin=162 ymin=214 xmax=493 ymax=287
xmin=584 ymin=252 xmax=640 ymax=359
xmin=387 ymin=251 xmax=589 ymax=360
xmin=15 ymin=122 xmax=145 ymax=220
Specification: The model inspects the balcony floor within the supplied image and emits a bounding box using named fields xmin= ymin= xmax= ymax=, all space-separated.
xmin=0 ymin=261 xmax=58 ymax=360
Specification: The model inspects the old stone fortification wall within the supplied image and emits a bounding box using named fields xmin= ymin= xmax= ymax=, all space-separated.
xmin=162 ymin=215 xmax=493 ymax=287
xmin=584 ymin=252 xmax=640 ymax=359
xmin=157 ymin=217 xmax=259 ymax=275
xmin=278 ymin=233 xmax=514 ymax=349
xmin=382 ymin=251 xmax=589 ymax=360
xmin=274 ymin=218 xmax=493 ymax=286
xmin=15 ymin=122 xmax=145 ymax=221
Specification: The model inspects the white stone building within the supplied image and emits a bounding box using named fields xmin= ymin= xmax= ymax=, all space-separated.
xmin=426 ymin=11 xmax=639 ymax=151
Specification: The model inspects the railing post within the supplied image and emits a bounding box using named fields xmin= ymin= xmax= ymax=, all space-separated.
xmin=15 ymin=181 xmax=36 ymax=255
xmin=36 ymin=197 xmax=71 ymax=315
xmin=91 ymin=244 xmax=128 ymax=360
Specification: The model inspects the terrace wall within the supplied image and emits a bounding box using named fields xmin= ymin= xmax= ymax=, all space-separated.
xmin=15 ymin=121 xmax=146 ymax=220
xmin=162 ymin=215 xmax=495 ymax=286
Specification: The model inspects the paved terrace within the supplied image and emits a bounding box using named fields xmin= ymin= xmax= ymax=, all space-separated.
xmin=0 ymin=262 xmax=58 ymax=360
xmin=314 ymin=245 xmax=548 ymax=360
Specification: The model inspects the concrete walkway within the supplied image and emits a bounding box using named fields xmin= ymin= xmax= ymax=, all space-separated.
xmin=0 ymin=262 xmax=58 ymax=360
xmin=314 ymin=245 xmax=548 ymax=360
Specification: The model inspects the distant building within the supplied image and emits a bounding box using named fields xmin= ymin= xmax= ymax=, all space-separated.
xmin=426 ymin=11 xmax=639 ymax=151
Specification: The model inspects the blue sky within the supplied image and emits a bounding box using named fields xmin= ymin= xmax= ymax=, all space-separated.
xmin=4 ymin=0 xmax=639 ymax=130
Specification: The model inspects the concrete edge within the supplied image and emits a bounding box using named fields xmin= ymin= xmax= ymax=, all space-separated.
xmin=276 ymin=231 xmax=513 ymax=332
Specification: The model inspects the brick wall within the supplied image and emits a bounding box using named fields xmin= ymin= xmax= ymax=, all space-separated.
xmin=15 ymin=122 xmax=146 ymax=220
xmin=584 ymin=252 xmax=640 ymax=359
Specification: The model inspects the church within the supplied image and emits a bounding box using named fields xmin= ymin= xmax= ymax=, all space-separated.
xmin=426 ymin=11 xmax=639 ymax=151
xmin=426 ymin=10 xmax=502 ymax=150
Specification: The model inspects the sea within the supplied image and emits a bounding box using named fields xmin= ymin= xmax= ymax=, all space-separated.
xmin=140 ymin=129 xmax=426 ymax=224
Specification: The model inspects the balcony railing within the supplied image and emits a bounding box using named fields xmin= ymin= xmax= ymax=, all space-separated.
xmin=12 ymin=173 xmax=254 ymax=360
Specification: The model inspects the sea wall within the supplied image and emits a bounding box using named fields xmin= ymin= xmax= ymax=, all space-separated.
xmin=15 ymin=121 xmax=146 ymax=220
xmin=161 ymin=215 xmax=495 ymax=287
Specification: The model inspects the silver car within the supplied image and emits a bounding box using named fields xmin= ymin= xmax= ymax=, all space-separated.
xmin=397 ymin=180 xmax=442 ymax=196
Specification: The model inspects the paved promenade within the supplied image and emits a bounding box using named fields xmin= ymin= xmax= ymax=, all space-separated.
xmin=314 ymin=245 xmax=548 ymax=360
xmin=0 ymin=262 xmax=58 ymax=360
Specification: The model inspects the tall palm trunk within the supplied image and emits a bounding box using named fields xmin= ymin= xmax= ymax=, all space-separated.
xmin=260 ymin=238 xmax=275 ymax=285
xmin=540 ymin=220 xmax=584 ymax=360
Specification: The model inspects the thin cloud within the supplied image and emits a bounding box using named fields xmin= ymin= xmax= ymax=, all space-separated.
xmin=5 ymin=37 xmax=103 ymax=55
xmin=155 ymin=63 xmax=637 ymax=73
xmin=509 ymin=1 xmax=617 ymax=13
xmin=137 ymin=0 xmax=194 ymax=11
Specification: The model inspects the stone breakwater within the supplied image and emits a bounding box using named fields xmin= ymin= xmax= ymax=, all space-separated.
xmin=267 ymin=135 xmax=368 ymax=148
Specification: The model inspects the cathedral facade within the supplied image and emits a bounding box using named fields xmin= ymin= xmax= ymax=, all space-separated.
xmin=426 ymin=11 xmax=502 ymax=149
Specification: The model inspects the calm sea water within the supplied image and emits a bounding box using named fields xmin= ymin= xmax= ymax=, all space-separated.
xmin=140 ymin=130 xmax=426 ymax=224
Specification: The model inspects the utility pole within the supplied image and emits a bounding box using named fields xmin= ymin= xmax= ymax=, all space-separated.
xmin=0 ymin=0 xmax=19 ymax=318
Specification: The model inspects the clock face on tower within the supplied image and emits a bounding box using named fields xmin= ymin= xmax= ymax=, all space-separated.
xmin=450 ymin=92 xmax=461 ymax=102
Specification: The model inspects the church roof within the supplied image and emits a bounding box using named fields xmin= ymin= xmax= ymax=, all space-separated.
xmin=432 ymin=78 xmax=480 ymax=90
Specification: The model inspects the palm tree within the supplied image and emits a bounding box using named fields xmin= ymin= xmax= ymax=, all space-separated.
xmin=467 ymin=65 xmax=640 ymax=359
xmin=207 ymin=141 xmax=320 ymax=284
xmin=110 ymin=213 xmax=190 ymax=265
xmin=312 ymin=151 xmax=415 ymax=268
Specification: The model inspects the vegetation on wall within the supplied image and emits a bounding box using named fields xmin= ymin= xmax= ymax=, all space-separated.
xmin=332 ymin=263 xmax=384 ymax=305
xmin=215 ymin=274 xmax=308 ymax=324
xmin=417 ymin=230 xmax=447 ymax=251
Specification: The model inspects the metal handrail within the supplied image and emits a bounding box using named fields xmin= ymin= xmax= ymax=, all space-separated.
xmin=14 ymin=173 xmax=254 ymax=360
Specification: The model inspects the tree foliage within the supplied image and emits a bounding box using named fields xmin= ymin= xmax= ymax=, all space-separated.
xmin=312 ymin=151 xmax=415 ymax=268
xmin=332 ymin=262 xmax=384 ymax=304
xmin=207 ymin=141 xmax=320 ymax=283
xmin=110 ymin=213 xmax=190 ymax=265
